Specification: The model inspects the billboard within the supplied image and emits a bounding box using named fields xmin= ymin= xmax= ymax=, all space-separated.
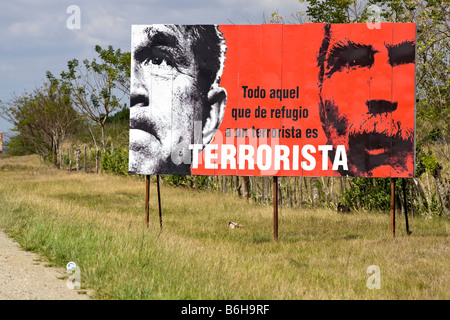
xmin=129 ymin=23 xmax=416 ymax=178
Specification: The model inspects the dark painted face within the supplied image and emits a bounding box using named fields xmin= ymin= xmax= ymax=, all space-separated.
xmin=319 ymin=25 xmax=415 ymax=177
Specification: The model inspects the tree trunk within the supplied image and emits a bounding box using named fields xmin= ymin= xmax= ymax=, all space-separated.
xmin=434 ymin=171 xmax=449 ymax=216
xmin=222 ymin=175 xmax=226 ymax=194
xmin=101 ymin=124 xmax=106 ymax=153
xmin=310 ymin=177 xmax=319 ymax=207
xmin=301 ymin=176 xmax=306 ymax=207
xmin=96 ymin=148 xmax=99 ymax=174
xmin=262 ymin=177 xmax=266 ymax=205
xmin=53 ymin=148 xmax=58 ymax=167
xmin=234 ymin=176 xmax=242 ymax=197
xmin=52 ymin=132 xmax=59 ymax=167
xmin=414 ymin=178 xmax=432 ymax=216
xmin=425 ymin=172 xmax=434 ymax=215
xmin=410 ymin=180 xmax=416 ymax=216
xmin=75 ymin=148 xmax=81 ymax=171
xmin=241 ymin=176 xmax=250 ymax=202
xmin=69 ymin=148 xmax=72 ymax=172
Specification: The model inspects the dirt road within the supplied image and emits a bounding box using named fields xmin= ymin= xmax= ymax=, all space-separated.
xmin=0 ymin=229 xmax=91 ymax=300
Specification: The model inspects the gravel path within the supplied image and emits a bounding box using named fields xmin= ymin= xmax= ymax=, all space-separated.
xmin=0 ymin=229 xmax=91 ymax=300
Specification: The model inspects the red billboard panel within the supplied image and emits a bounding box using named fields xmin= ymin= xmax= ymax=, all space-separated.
xmin=129 ymin=23 xmax=416 ymax=177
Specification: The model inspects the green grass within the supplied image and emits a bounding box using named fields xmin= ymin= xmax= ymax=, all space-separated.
xmin=0 ymin=155 xmax=448 ymax=299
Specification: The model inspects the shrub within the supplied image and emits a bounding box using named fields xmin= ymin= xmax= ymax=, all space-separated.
xmin=101 ymin=147 xmax=128 ymax=175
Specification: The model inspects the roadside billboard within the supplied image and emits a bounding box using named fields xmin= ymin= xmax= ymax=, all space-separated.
xmin=128 ymin=23 xmax=416 ymax=178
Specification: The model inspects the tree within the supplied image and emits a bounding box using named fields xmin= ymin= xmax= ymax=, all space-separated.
xmin=61 ymin=45 xmax=130 ymax=152
xmin=0 ymin=74 xmax=79 ymax=164
xmin=301 ymin=0 xmax=370 ymax=23
xmin=380 ymin=0 xmax=449 ymax=216
xmin=43 ymin=72 xmax=82 ymax=165
xmin=294 ymin=0 xmax=449 ymax=143
xmin=1 ymin=92 xmax=53 ymax=157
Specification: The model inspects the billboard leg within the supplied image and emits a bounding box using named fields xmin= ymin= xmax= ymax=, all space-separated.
xmin=402 ymin=178 xmax=412 ymax=235
xmin=157 ymin=175 xmax=162 ymax=231
xmin=145 ymin=175 xmax=150 ymax=228
xmin=391 ymin=178 xmax=396 ymax=237
xmin=273 ymin=176 xmax=278 ymax=242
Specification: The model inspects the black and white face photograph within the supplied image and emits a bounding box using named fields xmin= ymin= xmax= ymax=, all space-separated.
xmin=128 ymin=24 xmax=227 ymax=175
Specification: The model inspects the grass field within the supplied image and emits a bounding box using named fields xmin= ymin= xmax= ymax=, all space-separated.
xmin=0 ymin=154 xmax=448 ymax=299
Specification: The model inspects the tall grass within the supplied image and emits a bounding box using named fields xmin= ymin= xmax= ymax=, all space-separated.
xmin=0 ymin=155 xmax=448 ymax=299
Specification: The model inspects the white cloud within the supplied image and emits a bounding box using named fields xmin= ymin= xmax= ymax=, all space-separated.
xmin=8 ymin=21 xmax=43 ymax=37
xmin=0 ymin=0 xmax=306 ymax=135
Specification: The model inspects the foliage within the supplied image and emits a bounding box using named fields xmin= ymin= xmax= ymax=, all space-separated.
xmin=3 ymin=133 xmax=32 ymax=156
xmin=295 ymin=0 xmax=449 ymax=143
xmin=106 ymin=105 xmax=130 ymax=124
xmin=299 ymin=0 xmax=369 ymax=23
xmin=1 ymin=159 xmax=449 ymax=299
xmin=60 ymin=45 xmax=130 ymax=152
xmin=416 ymin=142 xmax=443 ymax=177
xmin=2 ymin=10 xmax=448 ymax=217
xmin=376 ymin=0 xmax=449 ymax=143
xmin=0 ymin=74 xmax=80 ymax=163
xmin=341 ymin=178 xmax=391 ymax=211
xmin=284 ymin=0 xmax=449 ymax=215
xmin=162 ymin=175 xmax=214 ymax=190
xmin=101 ymin=147 xmax=129 ymax=175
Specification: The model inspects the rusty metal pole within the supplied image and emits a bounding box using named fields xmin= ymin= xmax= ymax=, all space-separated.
xmin=391 ymin=178 xmax=396 ymax=237
xmin=157 ymin=175 xmax=162 ymax=231
xmin=402 ymin=178 xmax=411 ymax=235
xmin=273 ymin=176 xmax=278 ymax=242
xmin=145 ymin=175 xmax=150 ymax=228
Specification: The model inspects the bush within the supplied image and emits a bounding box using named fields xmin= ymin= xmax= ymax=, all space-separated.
xmin=340 ymin=178 xmax=392 ymax=212
xmin=101 ymin=147 xmax=128 ymax=175
xmin=162 ymin=175 xmax=212 ymax=190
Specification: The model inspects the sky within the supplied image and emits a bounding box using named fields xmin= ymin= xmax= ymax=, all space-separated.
xmin=0 ymin=0 xmax=304 ymax=138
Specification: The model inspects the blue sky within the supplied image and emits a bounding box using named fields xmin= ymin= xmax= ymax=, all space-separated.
xmin=0 ymin=0 xmax=304 ymax=137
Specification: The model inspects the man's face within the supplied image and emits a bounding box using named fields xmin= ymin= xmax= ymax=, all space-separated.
xmin=319 ymin=24 xmax=415 ymax=177
xmin=129 ymin=25 xmax=203 ymax=174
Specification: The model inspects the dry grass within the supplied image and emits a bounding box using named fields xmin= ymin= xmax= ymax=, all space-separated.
xmin=0 ymin=155 xmax=448 ymax=299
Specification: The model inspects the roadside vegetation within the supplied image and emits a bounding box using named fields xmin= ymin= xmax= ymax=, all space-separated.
xmin=0 ymin=155 xmax=448 ymax=299
xmin=0 ymin=0 xmax=448 ymax=300
xmin=1 ymin=0 xmax=448 ymax=216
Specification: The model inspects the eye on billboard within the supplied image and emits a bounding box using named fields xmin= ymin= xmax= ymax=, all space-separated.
xmin=128 ymin=23 xmax=415 ymax=178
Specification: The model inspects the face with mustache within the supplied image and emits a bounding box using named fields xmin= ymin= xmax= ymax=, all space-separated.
xmin=129 ymin=25 xmax=226 ymax=175
xmin=318 ymin=24 xmax=415 ymax=177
